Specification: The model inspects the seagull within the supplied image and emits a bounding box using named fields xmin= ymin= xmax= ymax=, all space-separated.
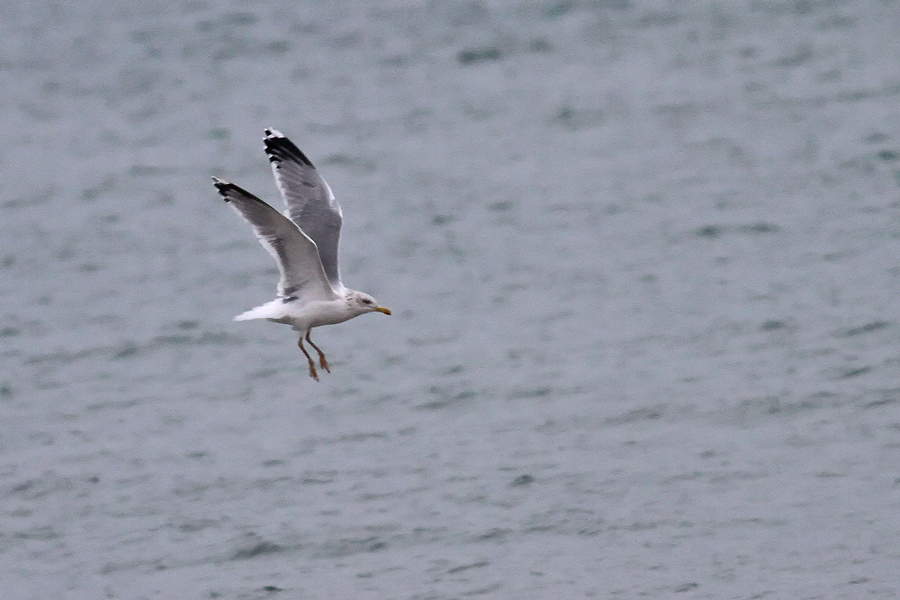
xmin=212 ymin=129 xmax=391 ymax=381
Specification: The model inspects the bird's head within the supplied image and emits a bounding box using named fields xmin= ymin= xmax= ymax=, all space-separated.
xmin=350 ymin=291 xmax=391 ymax=316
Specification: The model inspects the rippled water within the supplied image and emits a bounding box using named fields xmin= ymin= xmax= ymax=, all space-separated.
xmin=3 ymin=1 xmax=900 ymax=598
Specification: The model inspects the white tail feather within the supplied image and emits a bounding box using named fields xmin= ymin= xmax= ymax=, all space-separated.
xmin=233 ymin=300 xmax=287 ymax=322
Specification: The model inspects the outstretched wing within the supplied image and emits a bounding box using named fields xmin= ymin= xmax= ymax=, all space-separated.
xmin=212 ymin=177 xmax=337 ymax=302
xmin=263 ymin=129 xmax=344 ymax=290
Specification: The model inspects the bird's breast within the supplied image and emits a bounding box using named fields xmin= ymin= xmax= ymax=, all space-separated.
xmin=284 ymin=298 xmax=355 ymax=329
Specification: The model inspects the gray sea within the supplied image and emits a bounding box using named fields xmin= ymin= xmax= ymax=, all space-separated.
xmin=3 ymin=1 xmax=900 ymax=598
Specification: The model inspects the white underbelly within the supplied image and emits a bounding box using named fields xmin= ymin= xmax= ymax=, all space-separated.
xmin=280 ymin=299 xmax=353 ymax=330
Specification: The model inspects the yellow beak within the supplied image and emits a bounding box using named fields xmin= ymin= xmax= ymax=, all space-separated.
xmin=374 ymin=306 xmax=392 ymax=315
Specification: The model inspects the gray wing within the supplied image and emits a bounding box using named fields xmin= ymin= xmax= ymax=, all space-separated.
xmin=212 ymin=177 xmax=337 ymax=302
xmin=263 ymin=129 xmax=343 ymax=290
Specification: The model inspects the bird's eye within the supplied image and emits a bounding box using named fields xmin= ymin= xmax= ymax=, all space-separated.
xmin=362 ymin=298 xmax=373 ymax=305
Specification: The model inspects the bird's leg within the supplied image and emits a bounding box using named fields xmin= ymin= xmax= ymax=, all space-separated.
xmin=305 ymin=330 xmax=330 ymax=373
xmin=298 ymin=334 xmax=319 ymax=381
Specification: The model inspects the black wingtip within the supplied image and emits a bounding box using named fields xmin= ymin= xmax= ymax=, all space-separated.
xmin=211 ymin=176 xmax=235 ymax=201
xmin=263 ymin=129 xmax=315 ymax=167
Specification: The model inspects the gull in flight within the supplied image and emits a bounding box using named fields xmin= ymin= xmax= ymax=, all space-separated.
xmin=212 ymin=129 xmax=391 ymax=380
